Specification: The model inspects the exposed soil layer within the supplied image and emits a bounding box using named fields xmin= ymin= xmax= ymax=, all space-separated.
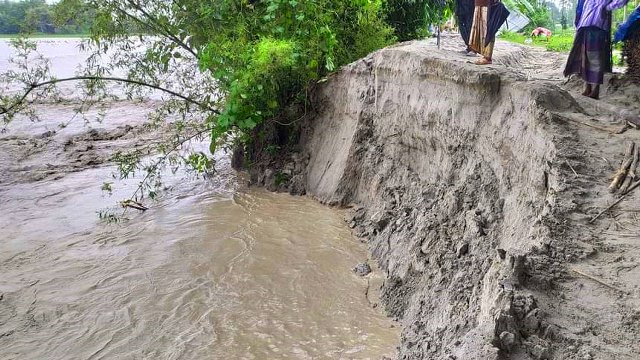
xmin=246 ymin=36 xmax=640 ymax=359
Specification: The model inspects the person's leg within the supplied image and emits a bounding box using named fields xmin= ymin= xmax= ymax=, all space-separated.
xmin=473 ymin=7 xmax=492 ymax=65
xmin=468 ymin=6 xmax=482 ymax=55
xmin=582 ymin=27 xmax=608 ymax=99
xmin=564 ymin=28 xmax=586 ymax=80
xmin=588 ymin=84 xmax=600 ymax=99
xmin=582 ymin=82 xmax=592 ymax=96
xmin=483 ymin=41 xmax=494 ymax=62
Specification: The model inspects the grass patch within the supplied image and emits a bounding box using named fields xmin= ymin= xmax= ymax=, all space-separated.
xmin=499 ymin=29 xmax=575 ymax=53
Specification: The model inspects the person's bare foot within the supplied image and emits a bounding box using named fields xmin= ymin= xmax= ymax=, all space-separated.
xmin=588 ymin=85 xmax=600 ymax=100
xmin=474 ymin=57 xmax=492 ymax=65
xmin=582 ymin=84 xmax=592 ymax=96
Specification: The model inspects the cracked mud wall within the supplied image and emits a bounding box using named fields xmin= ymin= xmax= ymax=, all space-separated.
xmin=291 ymin=42 xmax=588 ymax=359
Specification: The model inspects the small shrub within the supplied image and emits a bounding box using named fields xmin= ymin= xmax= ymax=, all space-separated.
xmin=383 ymin=0 xmax=430 ymax=41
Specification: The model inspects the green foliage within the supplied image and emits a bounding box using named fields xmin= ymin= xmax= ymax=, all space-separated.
xmin=187 ymin=0 xmax=394 ymax=152
xmin=384 ymin=0 xmax=429 ymax=41
xmin=185 ymin=152 xmax=215 ymax=173
xmin=503 ymin=0 xmax=553 ymax=31
xmin=0 ymin=0 xmax=93 ymax=35
xmin=613 ymin=2 xmax=640 ymax=29
xmin=546 ymin=32 xmax=574 ymax=52
xmin=500 ymin=29 xmax=575 ymax=53
xmin=274 ymin=171 xmax=290 ymax=186
xmin=382 ymin=0 xmax=451 ymax=41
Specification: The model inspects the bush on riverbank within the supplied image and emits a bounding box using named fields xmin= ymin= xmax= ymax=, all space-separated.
xmin=180 ymin=1 xmax=395 ymax=154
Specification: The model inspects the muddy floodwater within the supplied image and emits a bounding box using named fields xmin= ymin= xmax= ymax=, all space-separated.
xmin=0 ymin=40 xmax=398 ymax=359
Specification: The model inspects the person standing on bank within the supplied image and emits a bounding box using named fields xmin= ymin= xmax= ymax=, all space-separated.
xmin=564 ymin=0 xmax=630 ymax=99
xmin=468 ymin=0 xmax=510 ymax=65
xmin=457 ymin=0 xmax=476 ymax=55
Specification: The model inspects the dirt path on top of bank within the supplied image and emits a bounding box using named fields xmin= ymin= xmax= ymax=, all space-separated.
xmin=501 ymin=41 xmax=640 ymax=360
xmin=420 ymin=36 xmax=640 ymax=358
xmin=421 ymin=36 xmax=640 ymax=358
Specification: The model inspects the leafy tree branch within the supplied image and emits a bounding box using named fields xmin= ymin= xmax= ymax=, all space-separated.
xmin=0 ymin=75 xmax=220 ymax=116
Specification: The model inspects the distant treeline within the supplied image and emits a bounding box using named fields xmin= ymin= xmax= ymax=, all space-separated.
xmin=0 ymin=0 xmax=94 ymax=34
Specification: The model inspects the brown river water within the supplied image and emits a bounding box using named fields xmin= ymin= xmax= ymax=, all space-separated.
xmin=0 ymin=40 xmax=398 ymax=359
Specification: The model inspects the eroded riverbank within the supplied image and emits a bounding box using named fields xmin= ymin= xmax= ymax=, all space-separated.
xmin=245 ymin=35 xmax=640 ymax=359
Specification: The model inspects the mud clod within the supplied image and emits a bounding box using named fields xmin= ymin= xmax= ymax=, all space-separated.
xmin=353 ymin=263 xmax=372 ymax=277
xmin=499 ymin=331 xmax=516 ymax=352
xmin=456 ymin=243 xmax=469 ymax=258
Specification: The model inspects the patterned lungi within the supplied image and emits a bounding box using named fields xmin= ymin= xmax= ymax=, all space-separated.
xmin=469 ymin=6 xmax=495 ymax=59
xmin=564 ymin=26 xmax=612 ymax=85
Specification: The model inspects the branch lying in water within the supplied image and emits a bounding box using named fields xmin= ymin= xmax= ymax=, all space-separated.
xmin=124 ymin=127 xmax=212 ymax=213
xmin=0 ymin=76 xmax=220 ymax=116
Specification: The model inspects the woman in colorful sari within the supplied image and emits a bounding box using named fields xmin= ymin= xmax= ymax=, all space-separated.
xmin=457 ymin=0 xmax=476 ymax=54
xmin=564 ymin=0 xmax=630 ymax=99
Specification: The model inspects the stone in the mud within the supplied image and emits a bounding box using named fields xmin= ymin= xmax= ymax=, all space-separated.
xmin=494 ymin=312 xmax=519 ymax=343
xmin=620 ymin=109 xmax=640 ymax=127
xmin=39 ymin=130 xmax=56 ymax=139
xmin=500 ymin=280 xmax=516 ymax=292
xmin=352 ymin=206 xmax=366 ymax=222
xmin=497 ymin=248 xmax=507 ymax=260
xmin=457 ymin=243 xmax=469 ymax=258
xmin=512 ymin=294 xmax=538 ymax=320
xmin=524 ymin=335 xmax=550 ymax=360
xmin=523 ymin=308 xmax=541 ymax=335
xmin=355 ymin=226 xmax=369 ymax=238
xmin=577 ymin=346 xmax=593 ymax=360
xmin=530 ymin=344 xmax=550 ymax=360
xmin=353 ymin=263 xmax=372 ymax=276
xmin=288 ymin=174 xmax=306 ymax=195
xmin=375 ymin=217 xmax=390 ymax=232
xmin=499 ymin=331 xmax=516 ymax=352
xmin=542 ymin=324 xmax=559 ymax=340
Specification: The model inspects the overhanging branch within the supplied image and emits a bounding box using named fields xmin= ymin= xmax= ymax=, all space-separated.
xmin=0 ymin=76 xmax=220 ymax=116
xmin=119 ymin=1 xmax=198 ymax=58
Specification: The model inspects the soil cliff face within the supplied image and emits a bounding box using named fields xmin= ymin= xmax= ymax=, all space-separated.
xmin=246 ymin=38 xmax=640 ymax=359
xmin=300 ymin=41 xmax=582 ymax=359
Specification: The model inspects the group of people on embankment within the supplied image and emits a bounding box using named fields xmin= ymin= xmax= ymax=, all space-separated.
xmin=454 ymin=0 xmax=640 ymax=100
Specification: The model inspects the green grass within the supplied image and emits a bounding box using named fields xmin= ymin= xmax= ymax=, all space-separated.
xmin=499 ymin=29 xmax=575 ymax=53
xmin=0 ymin=33 xmax=89 ymax=39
